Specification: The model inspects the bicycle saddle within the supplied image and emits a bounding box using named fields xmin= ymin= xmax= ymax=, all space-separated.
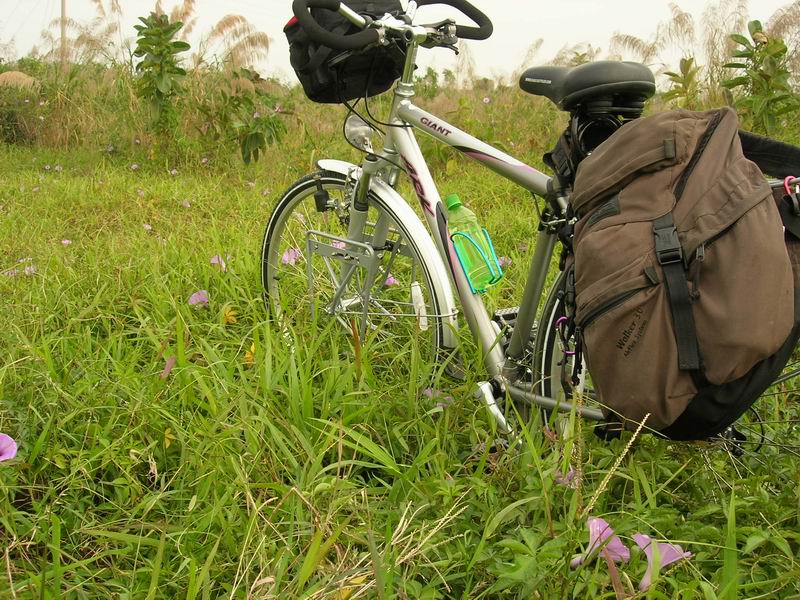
xmin=519 ymin=61 xmax=655 ymax=111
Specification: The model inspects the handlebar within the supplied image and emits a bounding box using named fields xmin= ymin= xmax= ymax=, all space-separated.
xmin=292 ymin=0 xmax=381 ymax=50
xmin=416 ymin=0 xmax=492 ymax=41
xmin=292 ymin=0 xmax=493 ymax=51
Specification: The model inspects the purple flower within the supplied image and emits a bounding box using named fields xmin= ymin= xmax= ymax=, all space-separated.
xmin=181 ymin=200 xmax=191 ymax=208
xmin=210 ymin=254 xmax=227 ymax=272
xmin=498 ymin=256 xmax=512 ymax=268
xmin=555 ymin=468 xmax=577 ymax=488
xmin=188 ymin=290 xmax=209 ymax=306
xmin=3 ymin=269 xmax=19 ymax=277
xmin=0 ymin=434 xmax=17 ymax=462
xmin=633 ymin=534 xmax=692 ymax=591
xmin=160 ymin=356 xmax=177 ymax=379
xmin=384 ymin=273 xmax=398 ymax=286
xmin=570 ymin=517 xmax=630 ymax=569
xmin=143 ymin=223 xmax=153 ymax=232
xmin=281 ymin=247 xmax=302 ymax=266
xmin=61 ymin=239 xmax=72 ymax=246
xmin=331 ymin=240 xmax=346 ymax=250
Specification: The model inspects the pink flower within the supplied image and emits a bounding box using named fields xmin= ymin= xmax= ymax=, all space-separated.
xmin=143 ymin=223 xmax=153 ymax=232
xmin=61 ymin=239 xmax=72 ymax=246
xmin=331 ymin=240 xmax=346 ymax=250
xmin=0 ymin=434 xmax=18 ymax=462
xmin=384 ymin=273 xmax=398 ymax=286
xmin=201 ymin=157 xmax=209 ymax=165
xmin=483 ymin=97 xmax=491 ymax=104
xmin=633 ymin=534 xmax=692 ymax=591
xmin=188 ymin=290 xmax=209 ymax=306
xmin=570 ymin=517 xmax=630 ymax=569
xmin=281 ymin=247 xmax=302 ymax=266
xmin=210 ymin=254 xmax=227 ymax=272
xmin=23 ymin=265 xmax=37 ymax=276
xmin=498 ymin=256 xmax=512 ymax=268
xmin=422 ymin=388 xmax=454 ymax=410
xmin=160 ymin=356 xmax=177 ymax=379
xmin=170 ymin=168 xmax=178 ymax=177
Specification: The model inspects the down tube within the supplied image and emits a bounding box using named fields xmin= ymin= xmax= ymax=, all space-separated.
xmin=390 ymin=127 xmax=506 ymax=376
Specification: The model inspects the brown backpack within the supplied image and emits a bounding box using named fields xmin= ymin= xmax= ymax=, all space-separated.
xmin=565 ymin=107 xmax=800 ymax=439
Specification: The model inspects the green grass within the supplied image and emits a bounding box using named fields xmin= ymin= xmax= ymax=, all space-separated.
xmin=2 ymin=101 xmax=800 ymax=598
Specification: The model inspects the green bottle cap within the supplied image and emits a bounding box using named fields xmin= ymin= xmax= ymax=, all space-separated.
xmin=445 ymin=194 xmax=462 ymax=210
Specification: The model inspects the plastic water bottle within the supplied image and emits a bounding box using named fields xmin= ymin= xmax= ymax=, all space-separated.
xmin=445 ymin=194 xmax=502 ymax=293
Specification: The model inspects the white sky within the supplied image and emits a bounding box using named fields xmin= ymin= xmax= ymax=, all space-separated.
xmin=0 ymin=0 xmax=790 ymax=82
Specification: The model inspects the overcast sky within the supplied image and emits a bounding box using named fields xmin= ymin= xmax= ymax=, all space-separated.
xmin=0 ymin=0 xmax=790 ymax=81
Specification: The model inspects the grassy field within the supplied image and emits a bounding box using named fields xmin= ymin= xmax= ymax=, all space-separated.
xmin=2 ymin=90 xmax=800 ymax=599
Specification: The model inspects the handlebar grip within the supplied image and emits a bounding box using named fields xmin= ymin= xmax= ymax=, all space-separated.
xmin=416 ymin=0 xmax=493 ymax=40
xmin=292 ymin=0 xmax=381 ymax=50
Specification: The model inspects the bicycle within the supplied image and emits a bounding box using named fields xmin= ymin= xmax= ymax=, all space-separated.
xmin=261 ymin=0 xmax=800 ymax=448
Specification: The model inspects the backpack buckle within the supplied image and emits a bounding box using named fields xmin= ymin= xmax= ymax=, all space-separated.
xmin=653 ymin=222 xmax=683 ymax=265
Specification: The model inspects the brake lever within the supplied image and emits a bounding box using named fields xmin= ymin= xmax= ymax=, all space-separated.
xmin=420 ymin=19 xmax=458 ymax=48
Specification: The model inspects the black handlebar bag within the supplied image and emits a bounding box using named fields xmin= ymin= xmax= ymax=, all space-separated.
xmin=285 ymin=1 xmax=406 ymax=103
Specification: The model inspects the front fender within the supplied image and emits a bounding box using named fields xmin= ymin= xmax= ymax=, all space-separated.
xmin=317 ymin=159 xmax=459 ymax=350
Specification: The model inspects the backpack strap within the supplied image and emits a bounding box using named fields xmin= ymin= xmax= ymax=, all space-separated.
xmin=653 ymin=213 xmax=701 ymax=370
xmin=740 ymin=130 xmax=800 ymax=179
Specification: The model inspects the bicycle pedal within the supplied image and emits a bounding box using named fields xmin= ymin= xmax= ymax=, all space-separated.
xmin=492 ymin=307 xmax=519 ymax=332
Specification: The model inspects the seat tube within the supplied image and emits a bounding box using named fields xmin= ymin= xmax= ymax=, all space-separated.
xmin=504 ymin=230 xmax=558 ymax=374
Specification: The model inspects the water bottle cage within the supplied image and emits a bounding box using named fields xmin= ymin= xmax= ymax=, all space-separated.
xmin=450 ymin=228 xmax=504 ymax=294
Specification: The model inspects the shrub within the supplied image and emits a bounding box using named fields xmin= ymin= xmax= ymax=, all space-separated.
xmin=723 ymin=20 xmax=799 ymax=134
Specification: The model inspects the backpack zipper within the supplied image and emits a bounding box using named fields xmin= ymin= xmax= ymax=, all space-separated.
xmin=673 ymin=110 xmax=724 ymax=201
xmin=579 ymin=286 xmax=649 ymax=330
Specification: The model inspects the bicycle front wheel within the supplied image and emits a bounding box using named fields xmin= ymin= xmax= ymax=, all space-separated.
xmin=261 ymin=170 xmax=448 ymax=373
